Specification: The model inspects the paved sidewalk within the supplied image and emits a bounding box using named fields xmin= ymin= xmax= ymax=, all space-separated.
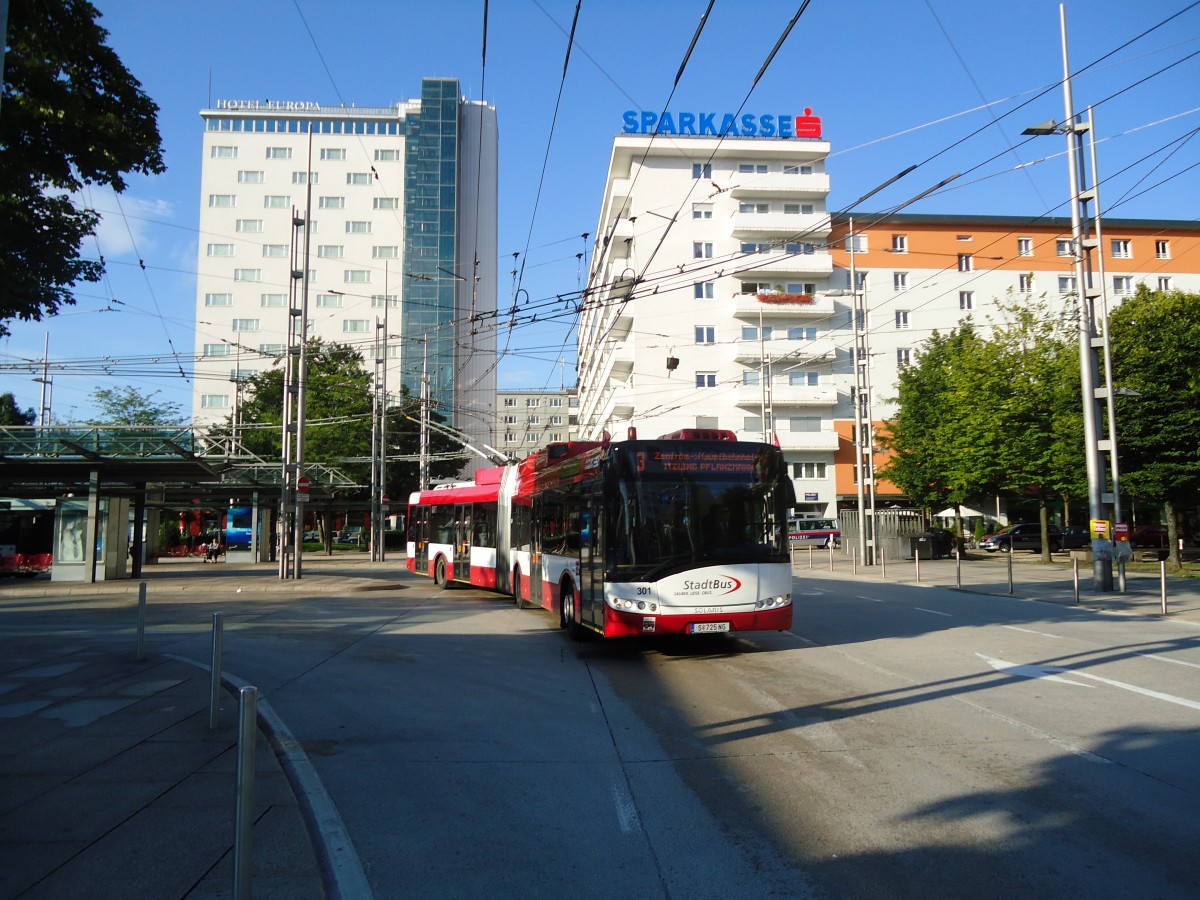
xmin=0 ymin=554 xmax=406 ymax=900
xmin=792 ymin=547 xmax=1200 ymax=623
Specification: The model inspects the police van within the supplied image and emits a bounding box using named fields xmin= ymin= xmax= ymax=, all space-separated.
xmin=788 ymin=517 xmax=841 ymax=548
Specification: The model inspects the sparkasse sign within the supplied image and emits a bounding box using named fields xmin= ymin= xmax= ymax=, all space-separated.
xmin=622 ymin=108 xmax=823 ymax=139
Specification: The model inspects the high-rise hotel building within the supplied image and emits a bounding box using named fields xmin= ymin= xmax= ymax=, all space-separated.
xmin=194 ymin=78 xmax=498 ymax=462
xmin=578 ymin=112 xmax=1200 ymax=518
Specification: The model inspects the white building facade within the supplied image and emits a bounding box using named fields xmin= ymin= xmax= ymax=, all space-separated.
xmin=578 ymin=122 xmax=845 ymax=519
xmin=194 ymin=78 xmax=498 ymax=464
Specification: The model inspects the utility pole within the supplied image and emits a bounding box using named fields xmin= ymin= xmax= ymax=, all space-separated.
xmin=848 ymin=218 xmax=876 ymax=564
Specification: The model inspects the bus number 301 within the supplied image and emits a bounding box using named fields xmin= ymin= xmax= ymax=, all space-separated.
xmin=636 ymin=587 xmax=651 ymax=595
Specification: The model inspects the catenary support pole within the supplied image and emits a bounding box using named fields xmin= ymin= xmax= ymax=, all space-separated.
xmin=209 ymin=612 xmax=223 ymax=730
xmin=135 ymin=582 xmax=147 ymax=662
xmin=234 ymin=686 xmax=257 ymax=900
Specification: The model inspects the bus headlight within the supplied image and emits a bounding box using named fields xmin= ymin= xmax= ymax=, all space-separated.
xmin=755 ymin=595 xmax=791 ymax=610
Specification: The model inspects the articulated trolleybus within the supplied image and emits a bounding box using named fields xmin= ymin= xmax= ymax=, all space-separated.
xmin=407 ymin=429 xmax=796 ymax=638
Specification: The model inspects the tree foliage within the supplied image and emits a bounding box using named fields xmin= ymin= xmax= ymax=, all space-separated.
xmin=225 ymin=339 xmax=464 ymax=500
xmin=0 ymin=392 xmax=37 ymax=426
xmin=0 ymin=0 xmax=165 ymax=337
xmin=87 ymin=386 xmax=184 ymax=426
xmin=1109 ymin=287 xmax=1200 ymax=557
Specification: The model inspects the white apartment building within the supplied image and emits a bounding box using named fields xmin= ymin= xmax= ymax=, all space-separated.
xmin=579 ymin=122 xmax=1200 ymax=517
xmin=579 ymin=120 xmax=843 ymax=519
xmin=496 ymin=389 xmax=579 ymax=457
xmin=194 ymin=78 xmax=498 ymax=466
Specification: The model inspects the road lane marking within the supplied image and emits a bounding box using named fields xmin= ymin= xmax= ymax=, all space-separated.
xmin=1003 ymin=625 xmax=1062 ymax=639
xmin=979 ymin=652 xmax=1200 ymax=711
xmin=857 ymin=596 xmax=883 ymax=602
xmin=1138 ymin=652 xmax=1200 ymax=670
xmin=611 ymin=779 xmax=641 ymax=833
xmin=914 ymin=607 xmax=952 ymax=617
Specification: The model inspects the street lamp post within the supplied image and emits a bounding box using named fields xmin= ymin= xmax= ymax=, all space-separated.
xmin=1023 ymin=4 xmax=1116 ymax=591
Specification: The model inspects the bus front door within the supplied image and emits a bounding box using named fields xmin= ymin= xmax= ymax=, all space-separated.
xmin=581 ymin=498 xmax=605 ymax=630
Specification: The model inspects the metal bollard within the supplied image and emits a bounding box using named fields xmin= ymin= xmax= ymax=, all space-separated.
xmin=880 ymin=547 xmax=886 ymax=579
xmin=955 ymin=546 xmax=962 ymax=588
xmin=1007 ymin=551 xmax=1014 ymax=595
xmin=1073 ymin=558 xmax=1080 ymax=603
xmin=234 ymin=686 xmax=257 ymax=900
xmin=914 ymin=548 xmax=921 ymax=583
xmin=1160 ymin=560 xmax=1168 ymax=615
xmin=828 ymin=542 xmax=834 ymax=572
xmin=209 ymin=612 xmax=223 ymax=731
xmin=136 ymin=582 xmax=147 ymax=662
xmin=807 ymin=546 xmax=813 ymax=570
xmin=852 ymin=546 xmax=857 ymax=575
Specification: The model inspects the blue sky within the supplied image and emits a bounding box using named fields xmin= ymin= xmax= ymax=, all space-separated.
xmin=3 ymin=0 xmax=1198 ymax=423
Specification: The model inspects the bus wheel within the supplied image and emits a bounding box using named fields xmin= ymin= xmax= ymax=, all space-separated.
xmin=434 ymin=556 xmax=447 ymax=586
xmin=560 ymin=584 xmax=584 ymax=640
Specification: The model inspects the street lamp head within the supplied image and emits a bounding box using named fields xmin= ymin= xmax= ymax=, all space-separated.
xmin=1022 ymin=119 xmax=1061 ymax=136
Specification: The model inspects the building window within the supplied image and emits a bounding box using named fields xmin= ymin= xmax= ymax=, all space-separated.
xmin=741 ymin=242 xmax=771 ymax=254
xmin=695 ymin=326 xmax=715 ymax=344
xmin=692 ymin=163 xmax=712 ymax=179
xmin=787 ymin=326 xmax=816 ymax=340
xmin=848 ymin=271 xmax=868 ymax=290
xmin=897 ymin=348 xmax=912 ymax=366
xmin=742 ymin=325 xmax=772 ymax=340
xmin=789 ymin=416 xmax=821 ymax=432
xmin=317 ymin=244 xmax=344 ymax=258
xmin=696 ymin=372 xmax=717 ymax=388
xmin=738 ymin=163 xmax=768 ymax=174
xmin=693 ymin=282 xmax=714 ymax=299
xmin=1156 ymin=240 xmax=1171 ymax=259
xmin=692 ymin=203 xmax=713 ymax=219
xmin=693 ymin=241 xmax=713 ymax=259
xmin=525 ymin=397 xmax=540 ymax=407
xmin=343 ymin=319 xmax=370 ymax=332
xmin=503 ymin=397 xmax=517 ymax=407
xmin=895 ymin=310 xmax=910 ymax=329
xmin=232 ymin=318 xmax=260 ymax=332
xmin=320 ymin=148 xmax=346 ymax=161
xmin=527 ymin=416 xmax=540 ymax=425
xmin=207 ymin=243 xmax=235 ymax=257
xmin=265 ymin=147 xmax=292 ymax=159
xmin=291 ymin=171 xmax=316 ymax=185
xmin=316 ymin=294 xmax=343 ymax=308
xmin=959 ymin=290 xmax=974 ymax=310
xmin=526 ymin=434 xmax=539 ymax=443
xmin=262 ymin=244 xmax=288 ymax=257
xmin=792 ymin=462 xmax=827 ymax=479
xmin=1111 ymin=239 xmax=1132 ymax=259
xmin=956 ymin=234 xmax=972 ymax=242
xmin=957 ymin=253 xmax=973 ymax=272
xmin=1058 ymin=275 xmax=1076 ymax=295
xmin=347 ymin=172 xmax=373 ymax=185
xmin=1019 ymin=273 xmax=1035 ymax=293
xmin=1017 ymin=237 xmax=1033 ymax=256
xmin=742 ymin=371 xmax=760 ymax=386
xmin=373 ymin=197 xmax=400 ymax=210
xmin=209 ymin=194 xmax=236 ymax=207
xmin=1057 ymin=238 xmax=1073 ymax=257
xmin=205 ymin=292 xmax=233 ymax=307
xmin=893 ymin=272 xmax=908 ymax=291
xmin=845 ymin=233 xmax=867 ymax=253
xmin=264 ymin=195 xmax=290 ymax=208
xmin=203 ymin=343 xmax=230 ymax=356
xmin=236 ymin=219 xmax=263 ymax=233
xmin=370 ymin=294 xmax=398 ymax=308
xmin=319 ymin=196 xmax=345 ymax=209
xmin=549 ymin=415 xmax=563 ymax=425
xmin=1113 ymin=275 xmax=1133 ymax=296
xmin=892 ymin=234 xmax=908 ymax=253
xmin=738 ymin=202 xmax=769 ymax=214
xmin=372 ymin=245 xmax=399 ymax=258
xmin=744 ymin=416 xmax=765 ymax=433
xmin=260 ymin=293 xmax=286 ymax=307
xmin=201 ymin=394 xmax=230 ymax=409
xmin=259 ymin=343 xmax=284 ymax=356
xmin=1158 ymin=276 xmax=1173 ymax=291
xmin=211 ymin=145 xmax=238 ymax=158
xmin=237 ymin=170 xmax=263 ymax=183
xmin=233 ymin=269 xmax=261 ymax=282
xmin=789 ymin=371 xmax=819 ymax=386
xmin=346 ymin=221 xmax=372 ymax=234
xmin=374 ymin=148 xmax=400 ymax=161
xmin=503 ymin=415 xmax=516 ymax=424
xmin=741 ymin=281 xmax=771 ymax=295
xmin=549 ymin=398 xmax=563 ymax=407
xmin=344 ymin=269 xmax=371 ymax=283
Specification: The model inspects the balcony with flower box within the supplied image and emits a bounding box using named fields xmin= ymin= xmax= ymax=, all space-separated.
xmin=733 ymin=292 xmax=837 ymax=319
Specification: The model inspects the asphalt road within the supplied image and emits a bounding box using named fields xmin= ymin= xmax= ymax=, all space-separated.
xmin=12 ymin=563 xmax=1199 ymax=899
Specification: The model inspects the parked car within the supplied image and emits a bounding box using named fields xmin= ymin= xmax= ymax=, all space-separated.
xmin=1060 ymin=525 xmax=1091 ymax=550
xmin=979 ymin=522 xmax=1062 ymax=553
xmin=1129 ymin=523 xmax=1184 ymax=549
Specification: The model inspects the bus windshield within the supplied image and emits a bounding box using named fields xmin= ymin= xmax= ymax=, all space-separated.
xmin=607 ymin=442 xmax=792 ymax=581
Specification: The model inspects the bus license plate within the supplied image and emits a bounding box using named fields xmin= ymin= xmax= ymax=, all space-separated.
xmin=691 ymin=622 xmax=730 ymax=634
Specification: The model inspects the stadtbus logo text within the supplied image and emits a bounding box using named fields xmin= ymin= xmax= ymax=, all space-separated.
xmin=682 ymin=576 xmax=743 ymax=595
xmin=622 ymin=109 xmax=822 ymax=139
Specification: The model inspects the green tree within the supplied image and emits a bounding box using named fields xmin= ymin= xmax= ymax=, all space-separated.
xmin=0 ymin=392 xmax=37 ymax=425
xmin=88 ymin=386 xmax=184 ymax=426
xmin=1109 ymin=287 xmax=1200 ymax=568
xmin=0 ymin=0 xmax=165 ymax=337
xmin=227 ymin=339 xmax=463 ymax=500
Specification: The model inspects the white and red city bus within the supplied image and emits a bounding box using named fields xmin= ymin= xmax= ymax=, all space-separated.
xmin=408 ymin=429 xmax=796 ymax=638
